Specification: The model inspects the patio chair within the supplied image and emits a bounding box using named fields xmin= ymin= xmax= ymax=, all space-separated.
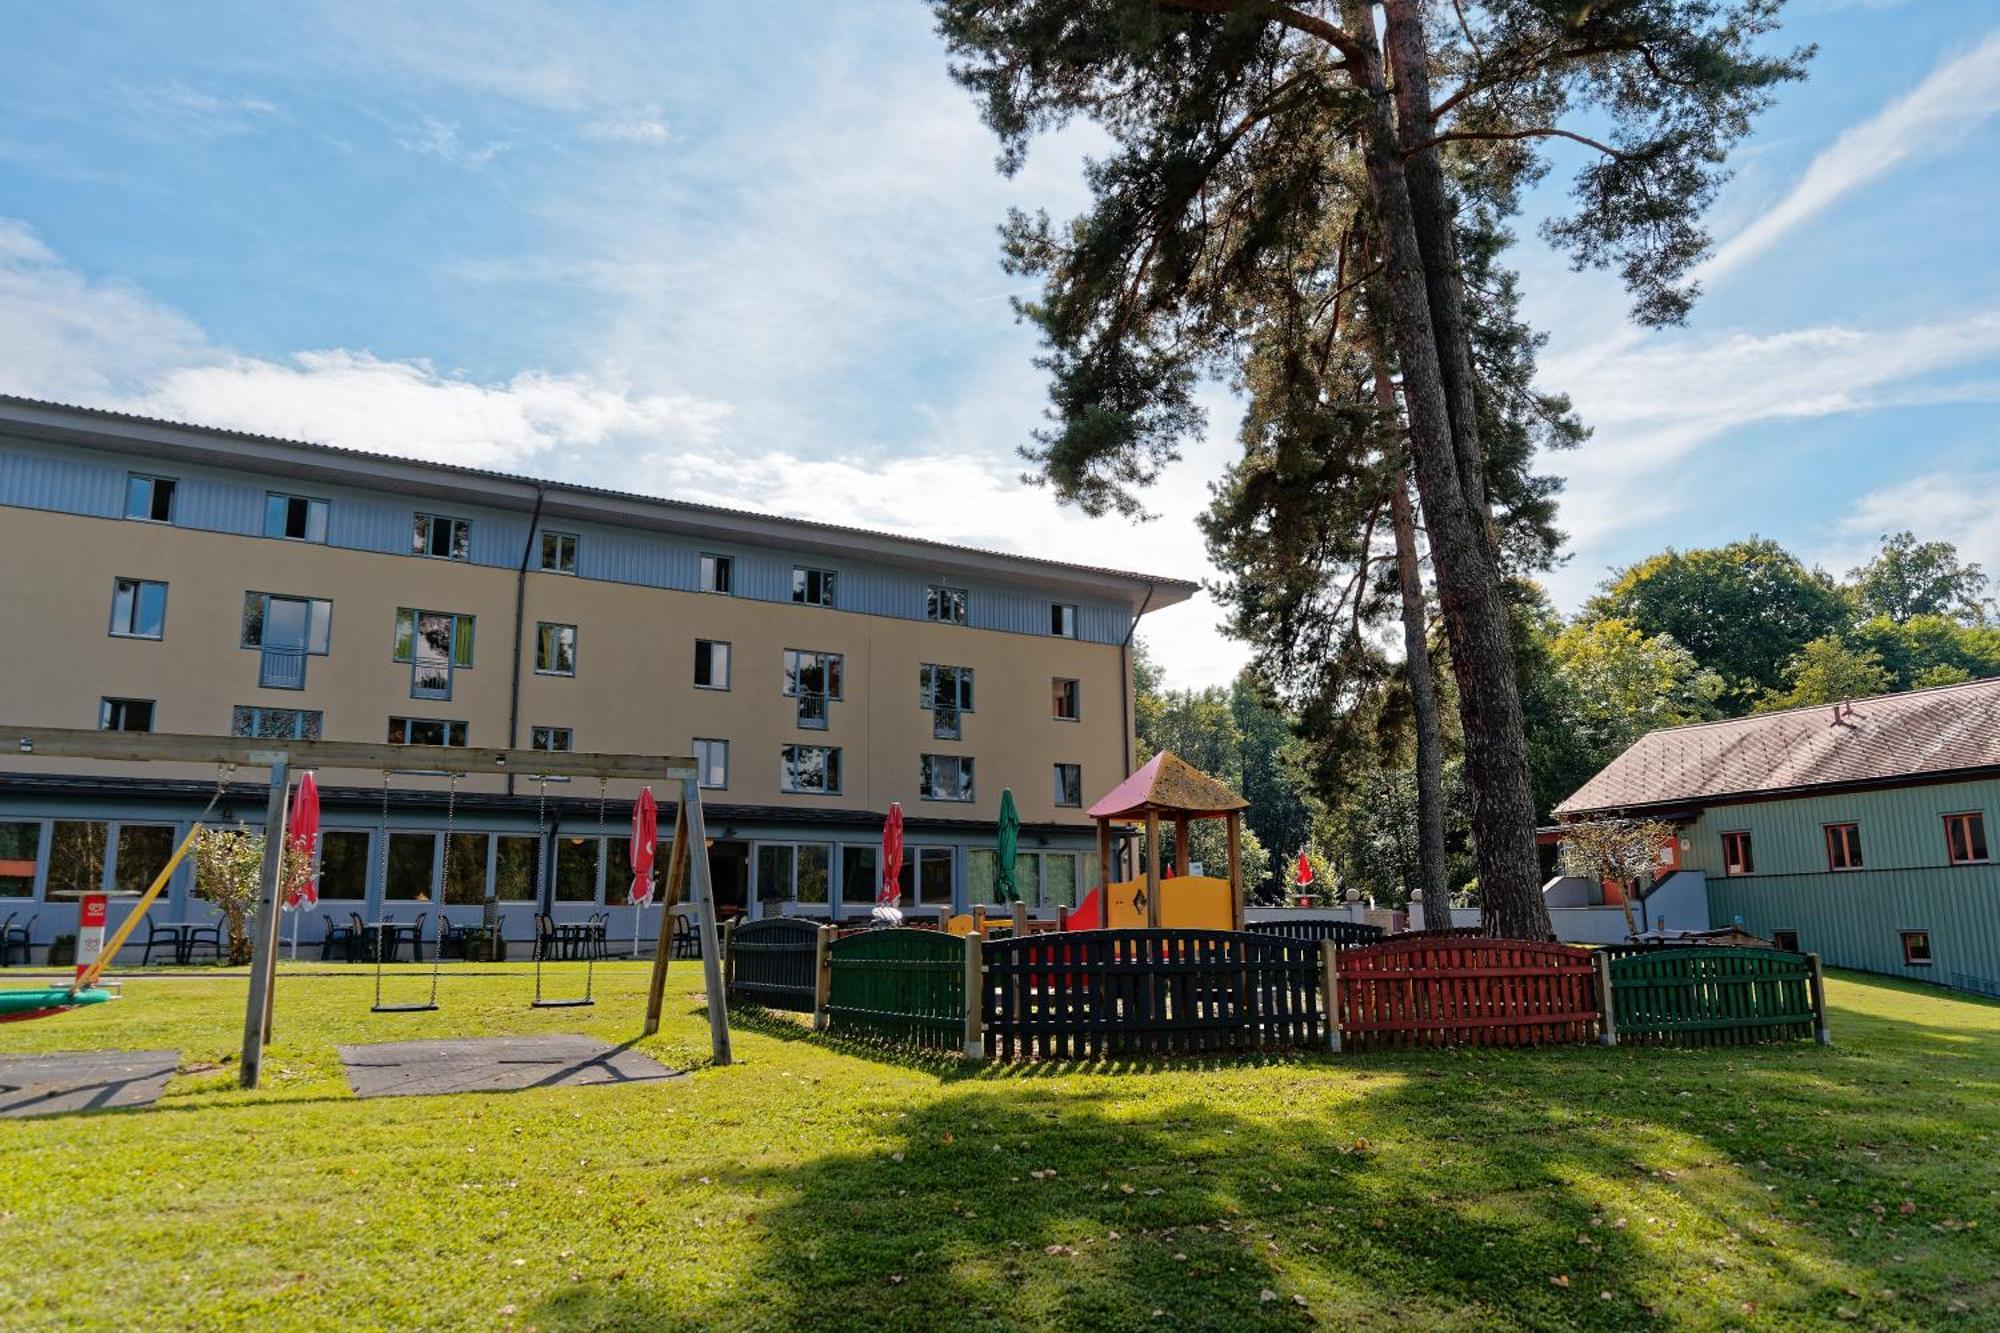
xmin=671 ymin=912 xmax=699 ymax=960
xmin=140 ymin=918 xmax=183 ymax=966
xmin=396 ymin=913 xmax=428 ymax=964
xmin=178 ymin=921 xmax=222 ymax=965
xmin=321 ymin=914 xmax=358 ymax=962
xmin=1 ymin=913 xmax=33 ymax=967
xmin=534 ymin=913 xmax=557 ymax=962
xmin=348 ymin=911 xmax=377 ymax=963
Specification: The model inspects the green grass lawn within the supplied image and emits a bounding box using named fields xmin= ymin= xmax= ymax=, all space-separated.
xmin=1 ymin=961 xmax=1996 ymax=1331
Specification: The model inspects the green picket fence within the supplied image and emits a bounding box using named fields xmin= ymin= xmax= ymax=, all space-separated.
xmin=1606 ymin=947 xmax=1823 ymax=1047
xmin=825 ymin=927 xmax=966 ymax=1049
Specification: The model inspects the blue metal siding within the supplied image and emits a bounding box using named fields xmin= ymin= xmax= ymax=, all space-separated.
xmin=3 ymin=435 xmax=1143 ymax=644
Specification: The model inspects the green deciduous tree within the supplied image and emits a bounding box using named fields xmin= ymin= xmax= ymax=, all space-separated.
xmin=1760 ymin=636 xmax=1893 ymax=711
xmin=1850 ymin=531 xmax=1991 ymax=625
xmin=1548 ymin=618 xmax=1725 ymax=753
xmin=1587 ymin=539 xmax=1851 ymax=705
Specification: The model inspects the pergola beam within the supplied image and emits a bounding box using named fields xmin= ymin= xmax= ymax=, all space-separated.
xmin=4 ymin=724 xmax=697 ymax=782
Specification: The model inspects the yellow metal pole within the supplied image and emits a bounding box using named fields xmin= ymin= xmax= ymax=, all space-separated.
xmin=73 ymin=823 xmax=205 ymax=992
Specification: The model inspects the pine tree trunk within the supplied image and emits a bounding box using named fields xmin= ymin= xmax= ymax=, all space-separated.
xmin=1390 ymin=472 xmax=1453 ymax=931
xmin=1339 ymin=2 xmax=1551 ymax=940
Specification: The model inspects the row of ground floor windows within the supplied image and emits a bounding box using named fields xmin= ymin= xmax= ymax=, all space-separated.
xmin=0 ymin=818 xmax=1100 ymax=913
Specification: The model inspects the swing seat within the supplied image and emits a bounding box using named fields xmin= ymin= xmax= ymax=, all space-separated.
xmin=371 ymin=1002 xmax=440 ymax=1014
xmin=0 ymin=986 xmax=113 ymax=1023
xmin=531 ymin=997 xmax=594 ymax=1009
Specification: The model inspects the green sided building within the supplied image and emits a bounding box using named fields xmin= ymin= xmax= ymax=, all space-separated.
xmin=1555 ymin=677 xmax=2000 ymax=996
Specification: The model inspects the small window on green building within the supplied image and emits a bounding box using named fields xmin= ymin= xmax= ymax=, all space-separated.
xmin=1901 ymin=930 xmax=1932 ymax=966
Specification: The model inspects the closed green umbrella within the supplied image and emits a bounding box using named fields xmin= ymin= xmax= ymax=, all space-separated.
xmin=994 ymin=788 xmax=1021 ymax=903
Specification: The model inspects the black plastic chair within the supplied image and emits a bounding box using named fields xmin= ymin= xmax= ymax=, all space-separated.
xmin=321 ymin=914 xmax=357 ymax=962
xmin=348 ymin=911 xmax=378 ymax=962
xmin=1 ymin=913 xmax=32 ymax=967
xmin=140 ymin=918 xmax=184 ymax=965
xmin=397 ymin=913 xmax=428 ymax=964
xmin=178 ymin=921 xmax=222 ymax=964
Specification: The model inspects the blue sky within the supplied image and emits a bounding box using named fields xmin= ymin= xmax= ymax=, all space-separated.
xmin=2 ymin=1 xmax=1997 ymax=688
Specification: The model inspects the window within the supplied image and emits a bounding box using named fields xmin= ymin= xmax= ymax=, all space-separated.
xmin=919 ymin=664 xmax=974 ymax=739
xmin=793 ymin=567 xmax=837 ymax=607
xmin=897 ymin=846 xmax=955 ymax=907
xmin=783 ymin=650 xmax=843 ymax=729
xmin=114 ymin=825 xmax=175 ymax=894
xmin=47 ymin=821 xmax=107 ymax=896
xmin=394 ymin=608 xmax=475 ymax=700
xmin=1945 ymin=812 xmax=1989 ymax=865
xmin=700 ymin=553 xmax=733 ymax=594
xmin=232 ymin=706 xmax=324 ymax=741
xmin=412 ymin=512 xmax=470 ymax=560
xmin=109 ymin=577 xmax=167 ymax=640
xmin=264 ymin=493 xmax=328 ymax=542
xmin=1054 ymin=763 xmax=1083 ymax=808
xmin=444 ymin=833 xmax=488 ymax=906
xmin=1902 ymin=930 xmax=1933 ymax=966
xmin=99 ymin=698 xmax=154 ymax=732
xmin=318 ymin=831 xmax=370 ymax=899
xmin=694 ymin=639 xmax=731 ymax=690
xmin=535 ymin=623 xmax=577 ymax=676
xmin=532 ymin=725 xmax=573 ymax=754
xmin=494 ymin=836 xmax=538 ymax=901
xmin=124 ymin=473 xmax=176 ymax=523
xmin=1051 ymin=603 xmax=1077 ymax=638
xmin=1052 ymin=678 xmax=1081 ymax=721
xmin=694 ymin=738 xmax=729 ymax=790
xmin=243 ymin=593 xmax=334 ymax=689
xmin=555 ymin=837 xmax=599 ymax=902
xmin=0 ymin=822 xmax=42 ymax=898
xmin=781 ymin=744 xmax=841 ymax=795
xmin=1824 ymin=822 xmax=1863 ymax=871
xmin=1721 ymin=831 xmax=1754 ymax=876
xmin=388 ymin=717 xmax=468 ymax=747
xmin=539 ymin=531 xmax=578 ymax=574
xmin=384 ymin=833 xmax=438 ymax=901
xmin=841 ymin=845 xmax=878 ymax=906
xmin=757 ymin=843 xmax=831 ymax=904
xmin=1771 ymin=929 xmax=1800 ymax=953
xmin=926 ymin=584 xmax=968 ymax=625
xmin=920 ymin=754 xmax=975 ymax=803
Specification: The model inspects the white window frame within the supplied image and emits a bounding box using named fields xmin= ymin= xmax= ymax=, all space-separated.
xmin=539 ymin=531 xmax=579 ymax=574
xmin=694 ymin=738 xmax=729 ymax=790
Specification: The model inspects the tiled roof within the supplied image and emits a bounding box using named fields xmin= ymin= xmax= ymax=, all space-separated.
xmin=1088 ymin=750 xmax=1248 ymax=819
xmin=1554 ymin=676 xmax=2000 ymax=817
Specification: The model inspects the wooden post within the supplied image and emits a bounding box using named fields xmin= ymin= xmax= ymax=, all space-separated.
xmin=642 ymin=813 xmax=690 ymax=1037
xmin=812 ymin=923 xmax=836 ymax=1031
xmin=962 ymin=928 xmax=984 ymax=1060
xmin=1056 ymin=903 xmax=1069 ymax=932
xmin=1173 ymin=815 xmax=1190 ymax=875
xmin=1144 ymin=810 xmax=1162 ymax=929
xmin=1595 ymin=950 xmax=1618 ymax=1047
xmin=971 ymin=903 xmax=987 ymax=935
xmin=1225 ymin=811 xmax=1244 ymax=934
xmin=1010 ymin=900 xmax=1027 ymax=935
xmin=1321 ymin=938 xmax=1342 ymax=1054
xmin=1808 ymin=952 xmax=1831 ymax=1045
xmin=1095 ymin=818 xmax=1112 ymax=894
xmin=681 ymin=774 xmax=732 ymax=1066
xmin=239 ymin=755 xmax=289 ymax=1090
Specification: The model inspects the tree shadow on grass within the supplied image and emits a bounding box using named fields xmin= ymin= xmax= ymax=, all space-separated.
xmin=534 ymin=974 xmax=1999 ymax=1329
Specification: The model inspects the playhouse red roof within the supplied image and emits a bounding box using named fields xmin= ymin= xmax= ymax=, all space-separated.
xmin=1087 ymin=751 xmax=1248 ymax=820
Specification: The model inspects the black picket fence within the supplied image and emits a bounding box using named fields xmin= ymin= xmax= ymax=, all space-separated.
xmin=981 ymin=928 xmax=1325 ymax=1061
xmin=725 ymin=916 xmax=821 ymax=1012
xmin=1245 ymin=919 xmax=1385 ymax=949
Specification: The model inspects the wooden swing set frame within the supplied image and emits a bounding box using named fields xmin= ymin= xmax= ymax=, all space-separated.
xmin=1 ymin=724 xmax=733 ymax=1086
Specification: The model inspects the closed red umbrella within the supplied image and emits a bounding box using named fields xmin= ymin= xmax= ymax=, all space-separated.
xmin=1296 ymin=851 xmax=1313 ymax=887
xmin=285 ymin=772 xmax=320 ymax=909
xmin=629 ymin=788 xmax=658 ymax=906
xmin=878 ymin=803 xmax=904 ymax=908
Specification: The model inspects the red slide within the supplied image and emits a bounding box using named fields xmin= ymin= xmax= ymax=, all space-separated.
xmin=1066 ymin=886 xmax=1103 ymax=931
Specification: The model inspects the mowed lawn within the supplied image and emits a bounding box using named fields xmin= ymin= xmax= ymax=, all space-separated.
xmin=1 ymin=962 xmax=1996 ymax=1331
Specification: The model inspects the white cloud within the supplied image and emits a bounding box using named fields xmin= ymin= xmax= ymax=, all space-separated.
xmin=1701 ymin=29 xmax=2000 ymax=284
xmin=582 ymin=106 xmax=670 ymax=146
xmin=120 ymin=81 xmax=282 ymax=137
xmin=1829 ymin=470 xmax=2000 ymax=589
xmin=396 ymin=117 xmax=508 ymax=167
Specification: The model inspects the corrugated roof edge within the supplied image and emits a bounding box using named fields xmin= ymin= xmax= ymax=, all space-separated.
xmin=1579 ymin=672 xmax=2000 ymax=743
xmin=0 ymin=393 xmax=1201 ymax=602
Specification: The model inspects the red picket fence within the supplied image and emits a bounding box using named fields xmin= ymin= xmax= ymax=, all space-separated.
xmin=1335 ymin=937 xmax=1599 ymax=1050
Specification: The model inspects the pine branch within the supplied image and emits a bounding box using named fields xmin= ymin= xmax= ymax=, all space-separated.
xmin=1158 ymin=0 xmax=1363 ymax=65
xmin=1408 ymin=127 xmax=1626 ymax=159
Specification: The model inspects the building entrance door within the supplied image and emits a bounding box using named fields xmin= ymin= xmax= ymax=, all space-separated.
xmin=706 ymin=839 xmax=749 ymax=920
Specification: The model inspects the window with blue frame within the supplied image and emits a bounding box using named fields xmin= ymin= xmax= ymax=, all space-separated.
xmin=264 ymin=492 xmax=329 ymax=542
xmin=124 ymin=473 xmax=176 ymax=523
xmin=411 ymin=511 xmax=470 ymax=560
xmin=393 ymin=608 xmax=475 ymax=700
xmin=109 ymin=577 xmax=167 ymax=640
xmin=241 ymin=593 xmax=332 ymax=689
xmin=231 ymin=706 xmax=324 ymax=740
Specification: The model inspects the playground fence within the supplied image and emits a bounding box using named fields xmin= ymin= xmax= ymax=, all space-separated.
xmin=1603 ymin=947 xmax=1825 ymax=1047
xmin=1333 ymin=936 xmax=1600 ymax=1050
xmin=1247 ymin=920 xmax=1385 ymax=949
xmin=724 ymin=916 xmax=820 ymax=1012
xmin=981 ymin=928 xmax=1324 ymax=1061
xmin=824 ymin=927 xmax=967 ymax=1050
